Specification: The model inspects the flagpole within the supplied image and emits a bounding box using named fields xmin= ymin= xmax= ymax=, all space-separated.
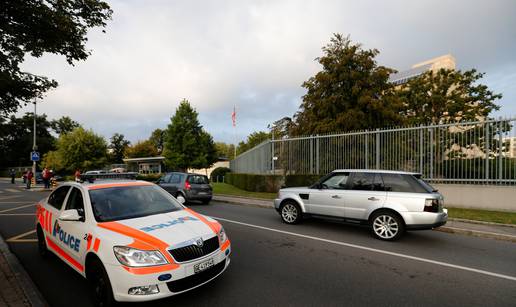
xmin=232 ymin=106 xmax=237 ymax=159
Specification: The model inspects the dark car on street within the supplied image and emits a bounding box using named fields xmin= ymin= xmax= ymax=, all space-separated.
xmin=157 ymin=172 xmax=212 ymax=204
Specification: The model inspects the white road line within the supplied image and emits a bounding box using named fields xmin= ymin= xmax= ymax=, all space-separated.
xmin=0 ymin=201 xmax=35 ymax=204
xmin=0 ymin=213 xmax=35 ymax=216
xmin=6 ymin=230 xmax=36 ymax=242
xmin=0 ymin=195 xmax=21 ymax=201
xmin=5 ymin=188 xmax=20 ymax=193
xmin=7 ymin=239 xmax=38 ymax=243
xmin=0 ymin=203 xmax=35 ymax=213
xmin=211 ymin=216 xmax=516 ymax=283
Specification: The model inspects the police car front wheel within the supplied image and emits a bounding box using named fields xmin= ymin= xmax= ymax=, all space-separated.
xmin=36 ymin=226 xmax=48 ymax=258
xmin=88 ymin=259 xmax=116 ymax=307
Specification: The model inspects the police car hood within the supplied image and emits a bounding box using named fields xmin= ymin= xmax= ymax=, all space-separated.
xmin=110 ymin=209 xmax=218 ymax=248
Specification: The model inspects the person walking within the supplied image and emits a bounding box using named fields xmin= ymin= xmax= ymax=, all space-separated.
xmin=42 ymin=167 xmax=50 ymax=189
xmin=74 ymin=169 xmax=81 ymax=182
xmin=10 ymin=169 xmax=16 ymax=184
xmin=26 ymin=170 xmax=33 ymax=189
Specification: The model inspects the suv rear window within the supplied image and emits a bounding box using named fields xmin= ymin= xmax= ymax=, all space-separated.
xmin=187 ymin=175 xmax=209 ymax=184
xmin=381 ymin=174 xmax=430 ymax=193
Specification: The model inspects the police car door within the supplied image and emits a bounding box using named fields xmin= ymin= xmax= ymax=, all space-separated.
xmin=44 ymin=185 xmax=71 ymax=249
xmin=55 ymin=186 xmax=88 ymax=273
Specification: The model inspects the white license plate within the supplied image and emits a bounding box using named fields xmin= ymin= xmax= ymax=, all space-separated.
xmin=194 ymin=258 xmax=214 ymax=273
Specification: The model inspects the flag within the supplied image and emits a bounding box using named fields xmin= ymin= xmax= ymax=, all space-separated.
xmin=231 ymin=106 xmax=236 ymax=127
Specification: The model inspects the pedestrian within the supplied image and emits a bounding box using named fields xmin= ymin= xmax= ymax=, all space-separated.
xmin=10 ymin=169 xmax=16 ymax=184
xmin=26 ymin=170 xmax=33 ymax=189
xmin=74 ymin=169 xmax=81 ymax=182
xmin=42 ymin=167 xmax=50 ymax=189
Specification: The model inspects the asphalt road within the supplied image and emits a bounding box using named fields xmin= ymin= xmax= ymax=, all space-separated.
xmin=0 ymin=179 xmax=515 ymax=306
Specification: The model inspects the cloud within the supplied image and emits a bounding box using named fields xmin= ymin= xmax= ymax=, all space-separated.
xmin=18 ymin=0 xmax=516 ymax=143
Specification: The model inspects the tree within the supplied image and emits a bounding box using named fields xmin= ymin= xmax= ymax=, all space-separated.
xmin=47 ymin=127 xmax=108 ymax=172
xmin=237 ymin=131 xmax=270 ymax=155
xmin=0 ymin=0 xmax=112 ymax=116
xmin=50 ymin=116 xmax=81 ymax=135
xmin=396 ymin=69 xmax=502 ymax=125
xmin=215 ymin=142 xmax=235 ymax=159
xmin=149 ymin=129 xmax=166 ymax=154
xmin=0 ymin=113 xmax=55 ymax=168
xmin=125 ymin=140 xmax=158 ymax=158
xmin=163 ymin=99 xmax=218 ymax=171
xmin=292 ymin=34 xmax=404 ymax=135
xmin=108 ymin=133 xmax=130 ymax=163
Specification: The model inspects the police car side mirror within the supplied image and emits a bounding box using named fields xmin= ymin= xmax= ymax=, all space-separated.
xmin=59 ymin=209 xmax=82 ymax=222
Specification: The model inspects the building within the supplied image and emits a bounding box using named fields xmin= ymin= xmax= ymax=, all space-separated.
xmin=502 ymin=137 xmax=516 ymax=158
xmin=389 ymin=54 xmax=456 ymax=86
xmin=123 ymin=157 xmax=165 ymax=174
xmin=188 ymin=158 xmax=230 ymax=178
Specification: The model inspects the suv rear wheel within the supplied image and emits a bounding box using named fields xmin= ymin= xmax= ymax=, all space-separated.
xmin=280 ymin=201 xmax=302 ymax=224
xmin=371 ymin=211 xmax=405 ymax=241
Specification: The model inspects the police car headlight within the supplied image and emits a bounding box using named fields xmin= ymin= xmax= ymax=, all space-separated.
xmin=218 ymin=227 xmax=227 ymax=244
xmin=113 ymin=246 xmax=168 ymax=267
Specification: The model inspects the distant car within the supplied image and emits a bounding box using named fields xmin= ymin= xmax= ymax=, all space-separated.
xmin=274 ymin=169 xmax=448 ymax=241
xmin=85 ymin=170 xmax=107 ymax=175
xmin=157 ymin=172 xmax=212 ymax=205
xmin=35 ymin=172 xmax=44 ymax=184
xmin=109 ymin=168 xmax=126 ymax=173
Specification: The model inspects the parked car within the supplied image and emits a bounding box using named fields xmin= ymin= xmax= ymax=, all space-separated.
xmin=85 ymin=170 xmax=107 ymax=175
xmin=274 ymin=169 xmax=447 ymax=241
xmin=157 ymin=172 xmax=212 ymax=205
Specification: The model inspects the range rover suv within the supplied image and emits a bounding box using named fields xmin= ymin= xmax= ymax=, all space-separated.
xmin=274 ymin=170 xmax=447 ymax=241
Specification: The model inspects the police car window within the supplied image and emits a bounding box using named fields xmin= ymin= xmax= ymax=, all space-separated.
xmin=170 ymin=174 xmax=181 ymax=184
xmin=48 ymin=186 xmax=71 ymax=210
xmin=89 ymin=185 xmax=183 ymax=222
xmin=321 ymin=173 xmax=349 ymax=189
xmin=65 ymin=187 xmax=85 ymax=214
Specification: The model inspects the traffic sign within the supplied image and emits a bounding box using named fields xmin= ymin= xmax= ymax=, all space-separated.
xmin=31 ymin=151 xmax=40 ymax=162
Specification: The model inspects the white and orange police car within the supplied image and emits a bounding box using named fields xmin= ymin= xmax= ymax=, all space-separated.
xmin=35 ymin=180 xmax=231 ymax=306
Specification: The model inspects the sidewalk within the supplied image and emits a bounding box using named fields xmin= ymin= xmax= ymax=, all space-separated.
xmin=0 ymin=236 xmax=46 ymax=307
xmin=212 ymin=194 xmax=516 ymax=243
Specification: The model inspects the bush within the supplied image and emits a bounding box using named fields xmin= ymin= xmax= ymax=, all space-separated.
xmin=210 ymin=167 xmax=231 ymax=182
xmin=225 ymin=173 xmax=324 ymax=192
xmin=136 ymin=173 xmax=162 ymax=182
xmin=285 ymin=174 xmax=321 ymax=187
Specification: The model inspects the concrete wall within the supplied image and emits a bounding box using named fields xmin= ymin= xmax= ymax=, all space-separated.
xmin=433 ymin=184 xmax=516 ymax=212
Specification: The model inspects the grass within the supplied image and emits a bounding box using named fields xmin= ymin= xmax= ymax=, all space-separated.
xmin=447 ymin=207 xmax=516 ymax=225
xmin=211 ymin=182 xmax=277 ymax=200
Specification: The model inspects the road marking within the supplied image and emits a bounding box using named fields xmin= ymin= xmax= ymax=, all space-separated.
xmin=212 ymin=216 xmax=516 ymax=283
xmin=0 ymin=201 xmax=36 ymax=204
xmin=0 ymin=195 xmax=21 ymax=201
xmin=5 ymin=188 xmax=20 ymax=193
xmin=0 ymin=203 xmax=35 ymax=213
xmin=0 ymin=213 xmax=35 ymax=216
xmin=6 ymin=230 xmax=36 ymax=242
xmin=7 ymin=239 xmax=38 ymax=243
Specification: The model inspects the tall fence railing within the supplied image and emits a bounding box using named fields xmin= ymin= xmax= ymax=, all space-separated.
xmin=230 ymin=118 xmax=516 ymax=184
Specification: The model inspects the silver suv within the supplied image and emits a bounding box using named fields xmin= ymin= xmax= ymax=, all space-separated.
xmin=274 ymin=170 xmax=447 ymax=241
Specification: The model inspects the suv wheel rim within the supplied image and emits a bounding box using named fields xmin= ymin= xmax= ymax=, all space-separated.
xmin=176 ymin=195 xmax=186 ymax=204
xmin=282 ymin=204 xmax=297 ymax=223
xmin=373 ymin=215 xmax=398 ymax=239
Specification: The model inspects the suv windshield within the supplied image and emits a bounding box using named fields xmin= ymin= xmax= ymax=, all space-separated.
xmin=89 ymin=185 xmax=183 ymax=222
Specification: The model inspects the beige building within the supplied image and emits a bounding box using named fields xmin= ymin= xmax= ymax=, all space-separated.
xmin=389 ymin=54 xmax=456 ymax=85
xmin=189 ymin=159 xmax=230 ymax=178
xmin=502 ymin=137 xmax=516 ymax=158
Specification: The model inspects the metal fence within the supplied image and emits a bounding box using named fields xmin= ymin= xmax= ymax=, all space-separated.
xmin=230 ymin=118 xmax=516 ymax=184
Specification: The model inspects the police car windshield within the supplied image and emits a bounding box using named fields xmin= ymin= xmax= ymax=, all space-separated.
xmin=89 ymin=185 xmax=183 ymax=222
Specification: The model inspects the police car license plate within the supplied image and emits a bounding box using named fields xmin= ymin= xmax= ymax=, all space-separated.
xmin=194 ymin=258 xmax=214 ymax=273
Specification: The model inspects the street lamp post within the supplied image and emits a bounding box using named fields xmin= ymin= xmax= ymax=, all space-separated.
xmin=32 ymin=99 xmax=37 ymax=175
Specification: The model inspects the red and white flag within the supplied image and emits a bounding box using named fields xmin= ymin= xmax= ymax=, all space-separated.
xmin=231 ymin=106 xmax=236 ymax=127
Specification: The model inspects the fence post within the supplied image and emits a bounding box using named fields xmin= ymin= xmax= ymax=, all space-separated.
xmin=310 ymin=136 xmax=314 ymax=174
xmin=316 ymin=136 xmax=320 ymax=174
xmin=419 ymin=125 xmax=424 ymax=174
xmin=498 ymin=119 xmax=503 ymax=182
xmin=365 ymin=132 xmax=369 ymax=169
xmin=271 ymin=139 xmax=275 ymax=175
xmin=485 ymin=123 xmax=489 ymax=182
xmin=375 ymin=129 xmax=380 ymax=169
xmin=429 ymin=127 xmax=433 ymax=179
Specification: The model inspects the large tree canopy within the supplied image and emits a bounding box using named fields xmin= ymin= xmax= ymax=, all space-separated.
xmin=125 ymin=140 xmax=158 ymax=159
xmin=51 ymin=116 xmax=81 ymax=135
xmin=163 ymin=99 xmax=218 ymax=171
xmin=108 ymin=133 xmax=130 ymax=163
xmin=0 ymin=0 xmax=112 ymax=116
xmin=292 ymin=34 xmax=404 ymax=136
xmin=237 ymin=131 xmax=270 ymax=155
xmin=397 ymin=69 xmax=502 ymax=125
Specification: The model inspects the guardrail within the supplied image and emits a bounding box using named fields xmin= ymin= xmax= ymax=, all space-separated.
xmin=230 ymin=118 xmax=516 ymax=185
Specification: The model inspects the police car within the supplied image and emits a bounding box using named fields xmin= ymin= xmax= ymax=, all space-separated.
xmin=35 ymin=180 xmax=231 ymax=306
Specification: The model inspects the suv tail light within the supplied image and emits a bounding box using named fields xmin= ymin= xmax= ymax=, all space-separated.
xmin=424 ymin=199 xmax=439 ymax=213
xmin=184 ymin=180 xmax=191 ymax=191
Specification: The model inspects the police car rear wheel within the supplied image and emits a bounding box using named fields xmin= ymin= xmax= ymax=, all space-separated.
xmin=88 ymin=260 xmax=115 ymax=307
xmin=37 ymin=226 xmax=48 ymax=258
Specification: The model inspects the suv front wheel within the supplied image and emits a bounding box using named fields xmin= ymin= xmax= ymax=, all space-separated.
xmin=280 ymin=201 xmax=302 ymax=224
xmin=370 ymin=211 xmax=405 ymax=241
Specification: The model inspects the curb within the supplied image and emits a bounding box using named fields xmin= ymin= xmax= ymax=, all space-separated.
xmin=0 ymin=234 xmax=47 ymax=306
xmin=213 ymin=195 xmax=516 ymax=243
xmin=436 ymin=226 xmax=516 ymax=243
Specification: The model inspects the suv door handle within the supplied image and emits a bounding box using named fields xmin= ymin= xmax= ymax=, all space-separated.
xmin=331 ymin=195 xmax=341 ymax=199
xmin=368 ymin=197 xmax=379 ymax=201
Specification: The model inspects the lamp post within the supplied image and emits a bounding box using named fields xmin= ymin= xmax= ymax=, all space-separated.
xmin=32 ymin=98 xmax=37 ymax=175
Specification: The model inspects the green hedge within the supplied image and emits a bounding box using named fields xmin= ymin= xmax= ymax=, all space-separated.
xmin=210 ymin=167 xmax=231 ymax=182
xmin=226 ymin=173 xmax=323 ymax=193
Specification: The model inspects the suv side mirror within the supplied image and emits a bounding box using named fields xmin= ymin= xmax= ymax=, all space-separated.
xmin=59 ymin=209 xmax=82 ymax=222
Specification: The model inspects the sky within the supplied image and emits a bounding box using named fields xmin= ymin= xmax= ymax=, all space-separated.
xmin=19 ymin=0 xmax=516 ymax=145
